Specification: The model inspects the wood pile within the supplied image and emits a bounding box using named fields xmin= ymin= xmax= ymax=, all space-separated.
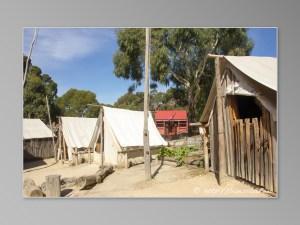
xmin=23 ymin=166 xmax=114 ymax=197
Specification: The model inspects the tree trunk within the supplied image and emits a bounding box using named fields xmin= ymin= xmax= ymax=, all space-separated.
xmin=96 ymin=166 xmax=114 ymax=183
xmin=187 ymin=88 xmax=196 ymax=123
xmin=76 ymin=175 xmax=97 ymax=190
xmin=23 ymin=178 xmax=43 ymax=197
xmin=45 ymin=175 xmax=61 ymax=197
xmin=76 ymin=166 xmax=114 ymax=190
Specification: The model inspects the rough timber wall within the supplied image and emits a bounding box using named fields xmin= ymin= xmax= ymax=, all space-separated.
xmin=23 ymin=138 xmax=54 ymax=160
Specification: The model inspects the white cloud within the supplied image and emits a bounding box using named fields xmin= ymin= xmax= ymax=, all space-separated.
xmin=23 ymin=28 xmax=115 ymax=63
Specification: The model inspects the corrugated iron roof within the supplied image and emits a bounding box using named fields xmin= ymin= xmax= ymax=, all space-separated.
xmin=155 ymin=110 xmax=188 ymax=120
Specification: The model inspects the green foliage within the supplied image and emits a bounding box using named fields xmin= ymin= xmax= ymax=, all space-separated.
xmin=113 ymin=28 xmax=253 ymax=122
xmin=23 ymin=56 xmax=59 ymax=123
xmin=158 ymin=146 xmax=197 ymax=166
xmin=114 ymin=88 xmax=187 ymax=111
xmin=114 ymin=92 xmax=144 ymax=111
xmin=56 ymin=88 xmax=100 ymax=117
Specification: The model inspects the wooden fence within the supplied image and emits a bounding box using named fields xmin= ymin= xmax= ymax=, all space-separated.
xmin=232 ymin=112 xmax=275 ymax=192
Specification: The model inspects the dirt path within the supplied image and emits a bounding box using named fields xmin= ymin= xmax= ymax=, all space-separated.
xmin=23 ymin=159 xmax=99 ymax=186
xmin=23 ymin=160 xmax=270 ymax=198
xmin=71 ymin=162 xmax=270 ymax=198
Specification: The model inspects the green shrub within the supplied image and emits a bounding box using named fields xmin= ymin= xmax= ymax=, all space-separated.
xmin=158 ymin=146 xmax=197 ymax=166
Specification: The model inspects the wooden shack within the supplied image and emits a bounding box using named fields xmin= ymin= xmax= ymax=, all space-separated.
xmin=200 ymin=55 xmax=277 ymax=193
xmin=154 ymin=110 xmax=188 ymax=139
xmin=23 ymin=119 xmax=55 ymax=161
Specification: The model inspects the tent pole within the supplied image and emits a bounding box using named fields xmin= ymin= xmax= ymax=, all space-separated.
xmin=46 ymin=95 xmax=57 ymax=162
xmin=100 ymin=108 xmax=104 ymax=168
xmin=57 ymin=118 xmax=62 ymax=162
xmin=143 ymin=27 xmax=151 ymax=180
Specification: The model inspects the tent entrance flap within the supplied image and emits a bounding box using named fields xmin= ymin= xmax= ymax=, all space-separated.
xmin=61 ymin=117 xmax=99 ymax=161
xmin=102 ymin=106 xmax=167 ymax=166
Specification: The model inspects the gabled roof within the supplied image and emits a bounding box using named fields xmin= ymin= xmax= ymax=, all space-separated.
xmin=23 ymin=119 xmax=54 ymax=140
xmin=103 ymin=106 xmax=167 ymax=147
xmin=155 ymin=110 xmax=187 ymax=121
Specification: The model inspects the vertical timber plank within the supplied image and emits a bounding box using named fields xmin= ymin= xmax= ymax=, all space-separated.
xmin=259 ymin=117 xmax=264 ymax=187
xmin=239 ymin=120 xmax=245 ymax=179
xmin=245 ymin=119 xmax=251 ymax=182
xmin=270 ymin=118 xmax=277 ymax=193
xmin=223 ymin=99 xmax=231 ymax=176
xmin=209 ymin=119 xmax=215 ymax=172
xmin=266 ymin=111 xmax=274 ymax=192
xmin=250 ymin=122 xmax=255 ymax=183
xmin=253 ymin=118 xmax=260 ymax=186
xmin=262 ymin=110 xmax=270 ymax=191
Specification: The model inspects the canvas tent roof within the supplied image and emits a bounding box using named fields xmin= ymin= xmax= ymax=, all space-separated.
xmin=224 ymin=56 xmax=277 ymax=91
xmin=103 ymin=106 xmax=167 ymax=148
xmin=61 ymin=117 xmax=98 ymax=149
xmin=23 ymin=119 xmax=54 ymax=140
xmin=200 ymin=55 xmax=277 ymax=124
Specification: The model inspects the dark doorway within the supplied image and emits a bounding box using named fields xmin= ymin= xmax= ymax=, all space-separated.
xmin=235 ymin=95 xmax=262 ymax=119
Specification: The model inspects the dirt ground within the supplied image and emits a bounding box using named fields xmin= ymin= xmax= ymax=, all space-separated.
xmin=23 ymin=159 xmax=99 ymax=186
xmin=24 ymin=159 xmax=271 ymax=198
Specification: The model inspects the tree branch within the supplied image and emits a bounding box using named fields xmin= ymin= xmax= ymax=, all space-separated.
xmin=171 ymin=72 xmax=190 ymax=88
xmin=195 ymin=33 xmax=219 ymax=81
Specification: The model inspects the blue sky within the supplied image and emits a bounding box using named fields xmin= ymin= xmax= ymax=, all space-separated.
xmin=23 ymin=27 xmax=277 ymax=104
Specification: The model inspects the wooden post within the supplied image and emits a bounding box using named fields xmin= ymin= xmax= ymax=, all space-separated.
xmin=143 ymin=27 xmax=151 ymax=180
xmin=59 ymin=117 xmax=67 ymax=162
xmin=270 ymin=118 xmax=277 ymax=193
xmin=46 ymin=95 xmax=57 ymax=162
xmin=63 ymin=135 xmax=67 ymax=162
xmin=75 ymin=148 xmax=79 ymax=165
xmin=57 ymin=120 xmax=62 ymax=161
xmin=45 ymin=175 xmax=61 ymax=197
xmin=88 ymin=148 xmax=91 ymax=164
xmin=124 ymin=152 xmax=128 ymax=168
xmin=73 ymin=148 xmax=78 ymax=166
xmin=99 ymin=108 xmax=104 ymax=168
xmin=215 ymin=57 xmax=226 ymax=185
xmin=203 ymin=127 xmax=209 ymax=173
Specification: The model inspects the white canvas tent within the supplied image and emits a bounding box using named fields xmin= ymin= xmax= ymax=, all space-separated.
xmin=60 ymin=117 xmax=98 ymax=161
xmin=23 ymin=118 xmax=54 ymax=140
xmin=102 ymin=106 xmax=167 ymax=166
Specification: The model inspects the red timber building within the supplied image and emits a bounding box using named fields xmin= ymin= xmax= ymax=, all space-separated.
xmin=154 ymin=110 xmax=188 ymax=138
